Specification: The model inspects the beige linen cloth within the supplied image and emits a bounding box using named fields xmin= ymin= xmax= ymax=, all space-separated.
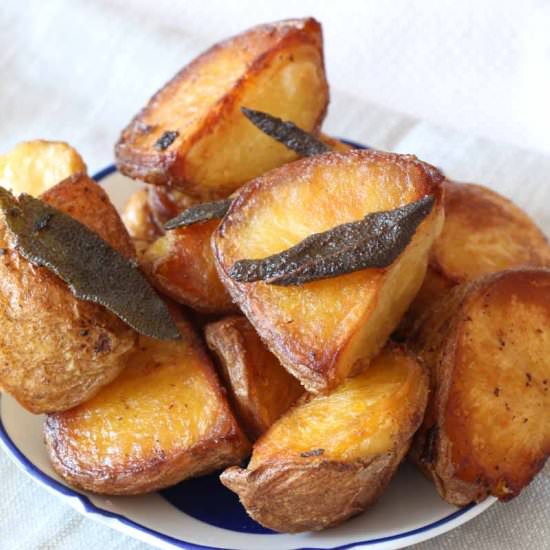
xmin=1 ymin=1 xmax=549 ymax=548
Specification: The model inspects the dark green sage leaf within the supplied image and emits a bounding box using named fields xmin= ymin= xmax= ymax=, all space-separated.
xmin=164 ymin=198 xmax=232 ymax=230
xmin=228 ymin=196 xmax=435 ymax=286
xmin=0 ymin=188 xmax=180 ymax=340
xmin=241 ymin=107 xmax=330 ymax=157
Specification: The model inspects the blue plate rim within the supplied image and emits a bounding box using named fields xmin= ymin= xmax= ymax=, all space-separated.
xmin=0 ymin=148 xmax=487 ymax=550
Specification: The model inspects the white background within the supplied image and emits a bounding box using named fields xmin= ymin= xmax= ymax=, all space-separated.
xmin=1 ymin=1 xmax=549 ymax=549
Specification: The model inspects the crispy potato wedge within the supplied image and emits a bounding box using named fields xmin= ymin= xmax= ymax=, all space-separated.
xmin=213 ymin=150 xmax=444 ymax=393
xmin=401 ymin=181 xmax=550 ymax=335
xmin=147 ymin=185 xmax=197 ymax=230
xmin=143 ymin=219 xmax=236 ymax=314
xmin=121 ymin=188 xmax=162 ymax=244
xmin=0 ymin=140 xmax=86 ymax=196
xmin=205 ymin=316 xmax=304 ymax=439
xmin=45 ymin=319 xmax=250 ymax=495
xmin=115 ymin=18 xmax=329 ymax=199
xmin=409 ymin=269 xmax=550 ymax=505
xmin=0 ymin=174 xmax=136 ymax=413
xmin=221 ymin=344 xmax=428 ymax=532
xmin=319 ymin=133 xmax=355 ymax=153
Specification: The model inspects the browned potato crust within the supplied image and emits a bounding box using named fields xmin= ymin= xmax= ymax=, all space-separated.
xmin=205 ymin=316 xmax=303 ymax=439
xmin=213 ymin=150 xmax=444 ymax=393
xmin=45 ymin=319 xmax=250 ymax=495
xmin=0 ymin=139 xmax=87 ymax=197
xmin=143 ymin=220 xmax=236 ymax=314
xmin=115 ymin=18 xmax=329 ymax=199
xmin=401 ymin=181 xmax=550 ymax=335
xmin=121 ymin=188 xmax=162 ymax=244
xmin=409 ymin=269 xmax=550 ymax=505
xmin=0 ymin=174 xmax=136 ymax=413
xmin=221 ymin=344 xmax=428 ymax=532
xmin=319 ymin=133 xmax=355 ymax=152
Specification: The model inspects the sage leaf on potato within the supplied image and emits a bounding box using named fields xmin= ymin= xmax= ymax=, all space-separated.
xmin=241 ymin=107 xmax=330 ymax=157
xmin=0 ymin=188 xmax=180 ymax=340
xmin=228 ymin=195 xmax=435 ymax=286
xmin=164 ymin=198 xmax=233 ymax=230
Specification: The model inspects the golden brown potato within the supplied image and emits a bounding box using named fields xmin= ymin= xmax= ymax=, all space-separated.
xmin=45 ymin=319 xmax=250 ymax=495
xmin=115 ymin=18 xmax=329 ymax=199
xmin=0 ymin=174 xmax=136 ymax=413
xmin=213 ymin=150 xmax=444 ymax=393
xmin=0 ymin=140 xmax=86 ymax=196
xmin=121 ymin=188 xmax=162 ymax=244
xmin=221 ymin=344 xmax=428 ymax=532
xmin=401 ymin=181 xmax=550 ymax=335
xmin=143 ymin=219 xmax=236 ymax=314
xmin=205 ymin=316 xmax=304 ymax=439
xmin=409 ymin=269 xmax=550 ymax=505
xmin=147 ymin=185 xmax=197 ymax=230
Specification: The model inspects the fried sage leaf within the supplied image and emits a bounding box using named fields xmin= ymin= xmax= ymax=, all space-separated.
xmin=164 ymin=198 xmax=232 ymax=230
xmin=229 ymin=196 xmax=435 ymax=286
xmin=0 ymin=188 xmax=180 ymax=340
xmin=241 ymin=107 xmax=330 ymax=157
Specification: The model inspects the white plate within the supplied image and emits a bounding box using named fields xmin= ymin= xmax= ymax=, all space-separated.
xmin=0 ymin=160 xmax=496 ymax=550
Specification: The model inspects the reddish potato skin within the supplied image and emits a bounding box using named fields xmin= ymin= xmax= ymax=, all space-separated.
xmin=115 ymin=18 xmax=328 ymax=199
xmin=409 ymin=269 xmax=550 ymax=505
xmin=205 ymin=316 xmax=304 ymax=439
xmin=147 ymin=186 xmax=197 ymax=230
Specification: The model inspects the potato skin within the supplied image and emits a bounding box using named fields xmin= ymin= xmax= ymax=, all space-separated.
xmin=115 ymin=18 xmax=328 ymax=199
xmin=400 ymin=181 xmax=550 ymax=336
xmin=221 ymin=345 xmax=428 ymax=532
xmin=0 ymin=174 xmax=136 ymax=413
xmin=45 ymin=319 xmax=250 ymax=495
xmin=147 ymin=185 xmax=197 ymax=230
xmin=143 ymin=220 xmax=236 ymax=314
xmin=409 ymin=269 xmax=550 ymax=505
xmin=214 ymin=150 xmax=444 ymax=393
xmin=205 ymin=316 xmax=303 ymax=439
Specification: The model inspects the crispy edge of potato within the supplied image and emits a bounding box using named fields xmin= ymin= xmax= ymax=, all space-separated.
xmin=44 ymin=318 xmax=250 ymax=495
xmin=213 ymin=149 xmax=444 ymax=393
xmin=408 ymin=269 xmax=550 ymax=505
xmin=205 ymin=316 xmax=304 ymax=439
xmin=221 ymin=344 xmax=428 ymax=532
xmin=143 ymin=220 xmax=237 ymax=314
xmin=147 ymin=185 xmax=198 ymax=230
xmin=115 ymin=18 xmax=327 ymax=197
xmin=318 ymin=133 xmax=355 ymax=153
xmin=0 ymin=139 xmax=87 ymax=197
xmin=0 ymin=176 xmax=137 ymax=413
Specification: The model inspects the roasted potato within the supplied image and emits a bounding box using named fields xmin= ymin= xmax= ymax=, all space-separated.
xmin=115 ymin=18 xmax=329 ymax=199
xmin=121 ymin=188 xmax=162 ymax=244
xmin=205 ymin=316 xmax=303 ymax=439
xmin=221 ymin=344 xmax=428 ymax=532
xmin=147 ymin=185 xmax=197 ymax=230
xmin=213 ymin=150 xmax=444 ymax=393
xmin=409 ymin=269 xmax=550 ymax=505
xmin=0 ymin=174 xmax=136 ymax=413
xmin=0 ymin=140 xmax=86 ymax=196
xmin=45 ymin=319 xmax=250 ymax=495
xmin=319 ymin=133 xmax=355 ymax=153
xmin=401 ymin=181 xmax=550 ymax=334
xmin=143 ymin=219 xmax=236 ymax=314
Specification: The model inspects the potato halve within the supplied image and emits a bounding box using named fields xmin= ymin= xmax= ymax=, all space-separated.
xmin=205 ymin=316 xmax=303 ymax=439
xmin=45 ymin=319 xmax=250 ymax=495
xmin=409 ymin=268 xmax=550 ymax=505
xmin=115 ymin=18 xmax=329 ymax=200
xmin=221 ymin=344 xmax=428 ymax=532
xmin=213 ymin=150 xmax=445 ymax=393
xmin=0 ymin=174 xmax=136 ymax=413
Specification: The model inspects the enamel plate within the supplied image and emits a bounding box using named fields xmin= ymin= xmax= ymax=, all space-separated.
xmin=0 ymin=147 xmax=496 ymax=550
